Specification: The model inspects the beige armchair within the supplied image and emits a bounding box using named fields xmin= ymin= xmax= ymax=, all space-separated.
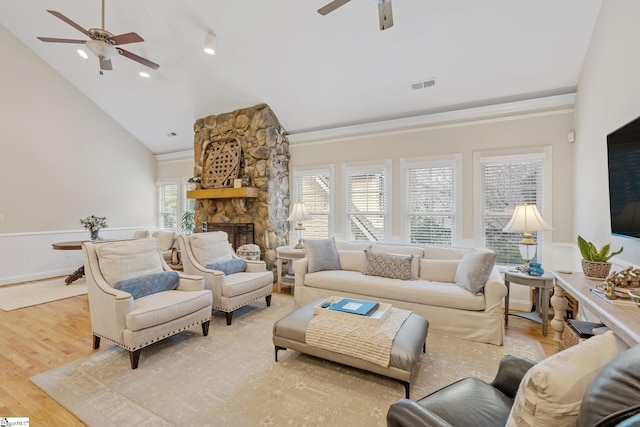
xmin=82 ymin=239 xmax=212 ymax=369
xmin=179 ymin=232 xmax=273 ymax=325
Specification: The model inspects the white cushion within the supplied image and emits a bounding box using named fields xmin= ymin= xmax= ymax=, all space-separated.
xmin=506 ymin=331 xmax=620 ymax=427
xmin=154 ymin=229 xmax=176 ymax=251
xmin=339 ymin=250 xmax=366 ymax=272
xmin=420 ymin=259 xmax=459 ymax=282
xmin=95 ymin=239 xmax=164 ymax=286
xmin=423 ymin=245 xmax=468 ymax=260
xmin=132 ymin=230 xmax=150 ymax=239
xmin=190 ymin=232 xmax=233 ymax=266
xmin=335 ymin=241 xmax=371 ymax=251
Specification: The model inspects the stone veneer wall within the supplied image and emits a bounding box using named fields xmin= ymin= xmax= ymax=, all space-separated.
xmin=192 ymin=104 xmax=290 ymax=261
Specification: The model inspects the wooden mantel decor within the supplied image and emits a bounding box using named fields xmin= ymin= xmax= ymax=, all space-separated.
xmin=187 ymin=187 xmax=259 ymax=199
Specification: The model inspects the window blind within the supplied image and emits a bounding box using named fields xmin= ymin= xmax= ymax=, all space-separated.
xmin=293 ymin=169 xmax=331 ymax=239
xmin=159 ymin=183 xmax=178 ymax=230
xmin=407 ymin=165 xmax=455 ymax=245
xmin=345 ymin=165 xmax=387 ymax=242
xmin=481 ymin=158 xmax=545 ymax=265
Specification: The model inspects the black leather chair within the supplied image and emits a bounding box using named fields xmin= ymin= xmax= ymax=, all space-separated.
xmin=387 ymin=344 xmax=640 ymax=427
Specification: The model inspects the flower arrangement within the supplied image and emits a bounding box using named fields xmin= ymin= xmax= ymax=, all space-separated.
xmin=80 ymin=215 xmax=108 ymax=240
xmin=187 ymin=177 xmax=201 ymax=183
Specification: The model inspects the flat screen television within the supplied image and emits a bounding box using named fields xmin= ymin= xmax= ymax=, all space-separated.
xmin=607 ymin=115 xmax=640 ymax=238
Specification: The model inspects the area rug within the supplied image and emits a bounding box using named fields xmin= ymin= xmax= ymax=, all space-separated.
xmin=32 ymin=294 xmax=545 ymax=427
xmin=0 ymin=277 xmax=86 ymax=311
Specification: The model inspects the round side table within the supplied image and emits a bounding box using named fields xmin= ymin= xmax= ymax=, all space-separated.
xmin=276 ymin=246 xmax=306 ymax=292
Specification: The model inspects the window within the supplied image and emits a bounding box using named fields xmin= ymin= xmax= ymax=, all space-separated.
xmin=158 ymin=181 xmax=178 ymax=230
xmin=343 ymin=160 xmax=391 ymax=242
xmin=474 ymin=147 xmax=552 ymax=265
xmin=292 ymin=166 xmax=333 ymax=239
xmin=402 ymin=154 xmax=461 ymax=246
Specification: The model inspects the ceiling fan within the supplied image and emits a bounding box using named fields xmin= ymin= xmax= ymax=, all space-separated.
xmin=318 ymin=0 xmax=393 ymax=30
xmin=37 ymin=0 xmax=159 ymax=75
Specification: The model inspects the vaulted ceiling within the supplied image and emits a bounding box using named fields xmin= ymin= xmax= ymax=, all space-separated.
xmin=0 ymin=1 xmax=602 ymax=154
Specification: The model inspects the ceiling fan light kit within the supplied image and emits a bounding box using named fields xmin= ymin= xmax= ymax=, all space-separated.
xmin=37 ymin=0 xmax=159 ymax=75
xmin=318 ymin=0 xmax=394 ymax=30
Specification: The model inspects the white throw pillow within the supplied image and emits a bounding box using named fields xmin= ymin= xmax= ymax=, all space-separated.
xmin=154 ymin=229 xmax=176 ymax=251
xmin=96 ymin=239 xmax=164 ymax=286
xmin=506 ymin=331 xmax=620 ymax=427
xmin=419 ymin=259 xmax=460 ymax=282
xmin=190 ymin=232 xmax=233 ymax=266
xmin=339 ymin=250 xmax=366 ymax=272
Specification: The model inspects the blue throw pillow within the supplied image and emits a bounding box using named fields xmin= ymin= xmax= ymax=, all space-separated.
xmin=113 ymin=271 xmax=180 ymax=299
xmin=206 ymin=258 xmax=247 ymax=275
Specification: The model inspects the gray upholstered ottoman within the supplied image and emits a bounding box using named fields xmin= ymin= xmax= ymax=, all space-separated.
xmin=273 ymin=299 xmax=429 ymax=398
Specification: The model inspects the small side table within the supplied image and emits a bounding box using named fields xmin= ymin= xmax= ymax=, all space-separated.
xmin=504 ymin=270 xmax=554 ymax=337
xmin=276 ymin=246 xmax=306 ymax=292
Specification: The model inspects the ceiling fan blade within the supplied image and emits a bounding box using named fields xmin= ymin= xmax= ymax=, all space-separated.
xmin=100 ymin=57 xmax=113 ymax=71
xmin=116 ymin=48 xmax=160 ymax=70
xmin=37 ymin=37 xmax=86 ymax=44
xmin=46 ymin=10 xmax=91 ymax=37
xmin=108 ymin=32 xmax=144 ymax=46
xmin=378 ymin=0 xmax=394 ymax=30
xmin=318 ymin=0 xmax=351 ymax=15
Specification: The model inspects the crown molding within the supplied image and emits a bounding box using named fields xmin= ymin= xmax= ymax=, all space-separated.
xmin=155 ymin=150 xmax=194 ymax=162
xmin=287 ymin=94 xmax=576 ymax=145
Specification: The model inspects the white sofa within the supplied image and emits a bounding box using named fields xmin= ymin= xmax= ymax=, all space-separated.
xmin=293 ymin=240 xmax=507 ymax=345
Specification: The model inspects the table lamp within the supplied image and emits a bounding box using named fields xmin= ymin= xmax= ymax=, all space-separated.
xmin=502 ymin=203 xmax=551 ymax=271
xmin=287 ymin=202 xmax=312 ymax=249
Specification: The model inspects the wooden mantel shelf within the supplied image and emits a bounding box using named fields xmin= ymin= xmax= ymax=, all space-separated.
xmin=187 ymin=187 xmax=259 ymax=199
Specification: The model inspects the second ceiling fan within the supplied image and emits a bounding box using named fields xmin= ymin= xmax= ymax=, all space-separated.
xmin=318 ymin=0 xmax=394 ymax=31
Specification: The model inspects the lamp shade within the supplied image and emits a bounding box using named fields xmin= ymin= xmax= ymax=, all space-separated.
xmin=502 ymin=204 xmax=551 ymax=233
xmin=287 ymin=203 xmax=312 ymax=222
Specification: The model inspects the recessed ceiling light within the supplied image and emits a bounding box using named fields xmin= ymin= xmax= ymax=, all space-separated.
xmin=139 ymin=69 xmax=150 ymax=78
xmin=77 ymin=48 xmax=88 ymax=59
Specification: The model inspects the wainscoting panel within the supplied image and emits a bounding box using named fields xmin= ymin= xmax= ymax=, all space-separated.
xmin=0 ymin=228 xmax=157 ymax=286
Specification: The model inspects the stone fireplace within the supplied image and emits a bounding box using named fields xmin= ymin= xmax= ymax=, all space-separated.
xmin=192 ymin=104 xmax=290 ymax=262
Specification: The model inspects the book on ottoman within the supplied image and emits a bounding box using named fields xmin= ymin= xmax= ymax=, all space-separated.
xmin=330 ymin=298 xmax=379 ymax=316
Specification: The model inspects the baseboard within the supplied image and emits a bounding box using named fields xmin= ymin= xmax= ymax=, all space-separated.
xmin=504 ymin=298 xmax=532 ymax=313
xmin=0 ymin=268 xmax=74 ymax=286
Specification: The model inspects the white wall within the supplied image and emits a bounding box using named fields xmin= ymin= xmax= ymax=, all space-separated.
xmin=0 ymin=23 xmax=158 ymax=283
xmin=574 ymin=0 xmax=640 ymax=268
xmin=290 ymin=110 xmax=575 ymax=248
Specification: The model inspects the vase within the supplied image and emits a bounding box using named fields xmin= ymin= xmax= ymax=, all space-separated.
xmin=581 ymin=259 xmax=611 ymax=279
xmin=90 ymin=229 xmax=101 ymax=241
xmin=527 ymin=262 xmax=544 ymax=277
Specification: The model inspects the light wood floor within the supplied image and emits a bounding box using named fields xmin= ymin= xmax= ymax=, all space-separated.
xmin=0 ymin=280 xmax=556 ymax=426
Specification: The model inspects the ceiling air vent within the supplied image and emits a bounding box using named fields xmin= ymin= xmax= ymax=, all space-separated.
xmin=410 ymin=78 xmax=437 ymax=91
xmin=166 ymin=131 xmax=177 ymax=137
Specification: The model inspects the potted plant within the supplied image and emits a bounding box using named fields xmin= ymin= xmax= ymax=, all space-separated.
xmin=577 ymin=236 xmax=623 ymax=279
xmin=181 ymin=211 xmax=195 ymax=234
xmin=187 ymin=177 xmax=201 ymax=190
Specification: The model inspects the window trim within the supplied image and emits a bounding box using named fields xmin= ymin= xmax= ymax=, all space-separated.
xmin=473 ymin=146 xmax=553 ymax=265
xmin=400 ymin=153 xmax=462 ymax=246
xmin=342 ymin=159 xmax=392 ymax=241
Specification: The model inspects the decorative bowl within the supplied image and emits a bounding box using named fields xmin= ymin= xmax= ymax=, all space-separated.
xmin=629 ymin=290 xmax=640 ymax=309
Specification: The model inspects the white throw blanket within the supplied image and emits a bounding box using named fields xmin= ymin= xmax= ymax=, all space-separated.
xmin=305 ymin=307 xmax=412 ymax=367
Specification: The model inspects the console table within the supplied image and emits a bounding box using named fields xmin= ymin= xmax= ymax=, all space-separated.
xmin=551 ymin=271 xmax=640 ymax=348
